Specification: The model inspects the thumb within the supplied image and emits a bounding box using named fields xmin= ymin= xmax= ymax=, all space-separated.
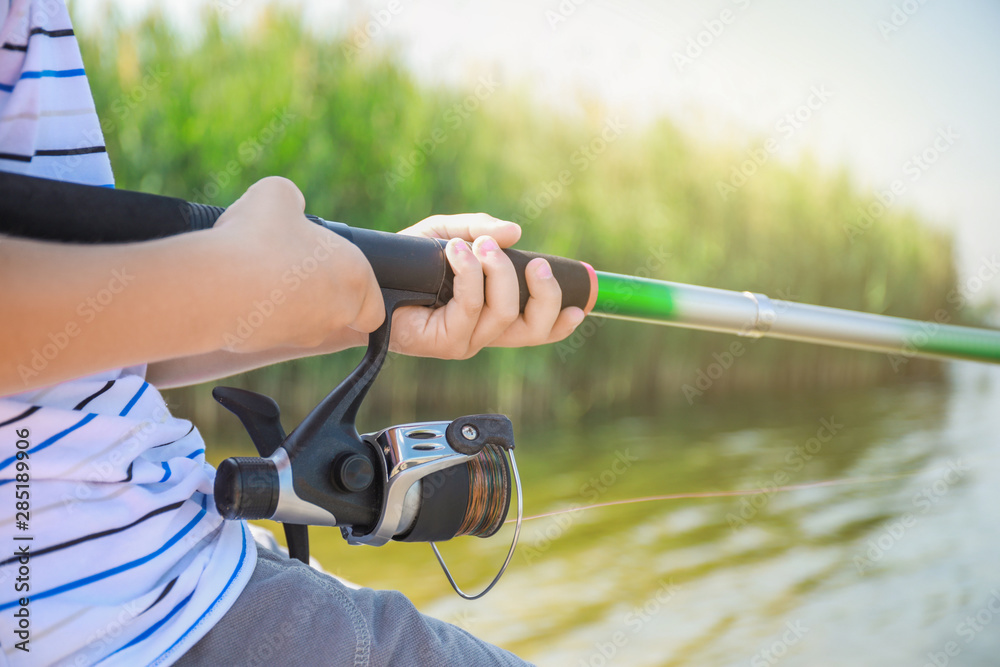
xmin=214 ymin=176 xmax=306 ymax=229
xmin=348 ymin=271 xmax=386 ymax=333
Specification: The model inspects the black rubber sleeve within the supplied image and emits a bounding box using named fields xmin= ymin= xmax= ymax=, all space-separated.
xmin=0 ymin=170 xmax=224 ymax=241
xmin=0 ymin=171 xmax=594 ymax=312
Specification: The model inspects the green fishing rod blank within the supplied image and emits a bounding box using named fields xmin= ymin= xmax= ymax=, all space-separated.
xmin=592 ymin=272 xmax=1000 ymax=365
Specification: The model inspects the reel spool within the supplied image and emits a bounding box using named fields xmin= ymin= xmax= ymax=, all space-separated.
xmin=397 ymin=443 xmax=513 ymax=542
xmin=212 ymin=289 xmax=523 ymax=598
xmin=347 ymin=417 xmax=523 ymax=600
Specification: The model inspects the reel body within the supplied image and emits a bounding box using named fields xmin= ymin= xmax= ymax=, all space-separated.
xmin=212 ymin=289 xmax=522 ymax=598
xmin=346 ymin=417 xmax=514 ymax=546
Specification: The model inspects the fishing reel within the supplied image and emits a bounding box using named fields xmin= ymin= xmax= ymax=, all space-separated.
xmin=212 ymin=289 xmax=522 ymax=599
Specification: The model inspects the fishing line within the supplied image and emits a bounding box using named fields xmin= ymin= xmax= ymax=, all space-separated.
xmin=505 ymin=457 xmax=996 ymax=524
xmin=457 ymin=444 xmax=511 ymax=537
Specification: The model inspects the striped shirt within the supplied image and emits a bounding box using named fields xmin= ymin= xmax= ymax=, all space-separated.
xmin=0 ymin=2 xmax=255 ymax=665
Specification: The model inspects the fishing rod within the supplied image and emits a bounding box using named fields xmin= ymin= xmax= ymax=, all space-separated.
xmin=4 ymin=172 xmax=998 ymax=366
xmin=3 ymin=171 xmax=1000 ymax=599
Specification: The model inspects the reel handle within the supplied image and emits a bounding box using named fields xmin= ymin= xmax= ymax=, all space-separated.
xmin=210 ymin=386 xmax=312 ymax=561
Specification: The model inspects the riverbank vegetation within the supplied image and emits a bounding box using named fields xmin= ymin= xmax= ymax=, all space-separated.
xmin=78 ymin=9 xmax=959 ymax=435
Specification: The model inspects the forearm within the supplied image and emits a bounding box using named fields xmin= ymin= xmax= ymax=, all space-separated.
xmin=1 ymin=230 xmax=257 ymax=395
xmin=146 ymin=328 xmax=366 ymax=389
xmin=1 ymin=178 xmax=387 ymax=398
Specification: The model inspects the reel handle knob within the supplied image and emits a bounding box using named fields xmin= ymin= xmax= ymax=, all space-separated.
xmin=214 ymin=456 xmax=280 ymax=520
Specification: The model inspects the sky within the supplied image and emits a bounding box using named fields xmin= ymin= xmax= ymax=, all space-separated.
xmin=73 ymin=0 xmax=1000 ymax=306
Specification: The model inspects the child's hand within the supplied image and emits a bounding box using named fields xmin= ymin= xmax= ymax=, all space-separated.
xmin=211 ymin=177 xmax=385 ymax=352
xmin=201 ymin=180 xmax=582 ymax=369
xmin=134 ymin=194 xmax=586 ymax=390
xmin=389 ymin=214 xmax=586 ymax=359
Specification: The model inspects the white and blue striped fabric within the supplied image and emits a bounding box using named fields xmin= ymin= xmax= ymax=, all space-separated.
xmin=0 ymin=1 xmax=255 ymax=665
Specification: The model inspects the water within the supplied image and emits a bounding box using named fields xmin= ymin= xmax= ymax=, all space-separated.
xmin=215 ymin=362 xmax=1000 ymax=666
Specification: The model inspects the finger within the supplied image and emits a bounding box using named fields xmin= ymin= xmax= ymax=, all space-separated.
xmin=247 ymin=176 xmax=306 ymax=212
xmin=387 ymin=304 xmax=432 ymax=354
xmin=547 ymin=307 xmax=586 ymax=344
xmin=518 ymin=258 xmax=563 ymax=337
xmin=468 ymin=235 xmax=520 ymax=349
xmin=487 ymin=257 xmax=560 ymax=346
xmin=441 ymin=237 xmax=485 ymax=351
xmin=400 ymin=213 xmax=521 ymax=247
xmin=348 ymin=266 xmax=386 ymax=333
xmin=216 ymin=176 xmax=306 ymax=228
xmin=237 ymin=176 xmax=306 ymax=217
xmin=490 ymin=258 xmax=581 ymax=347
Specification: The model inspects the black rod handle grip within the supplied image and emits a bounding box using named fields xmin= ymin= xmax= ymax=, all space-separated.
xmin=0 ymin=171 xmax=597 ymax=313
xmin=436 ymin=246 xmax=595 ymax=313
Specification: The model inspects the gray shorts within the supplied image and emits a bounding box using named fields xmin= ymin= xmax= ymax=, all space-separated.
xmin=174 ymin=546 xmax=533 ymax=667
